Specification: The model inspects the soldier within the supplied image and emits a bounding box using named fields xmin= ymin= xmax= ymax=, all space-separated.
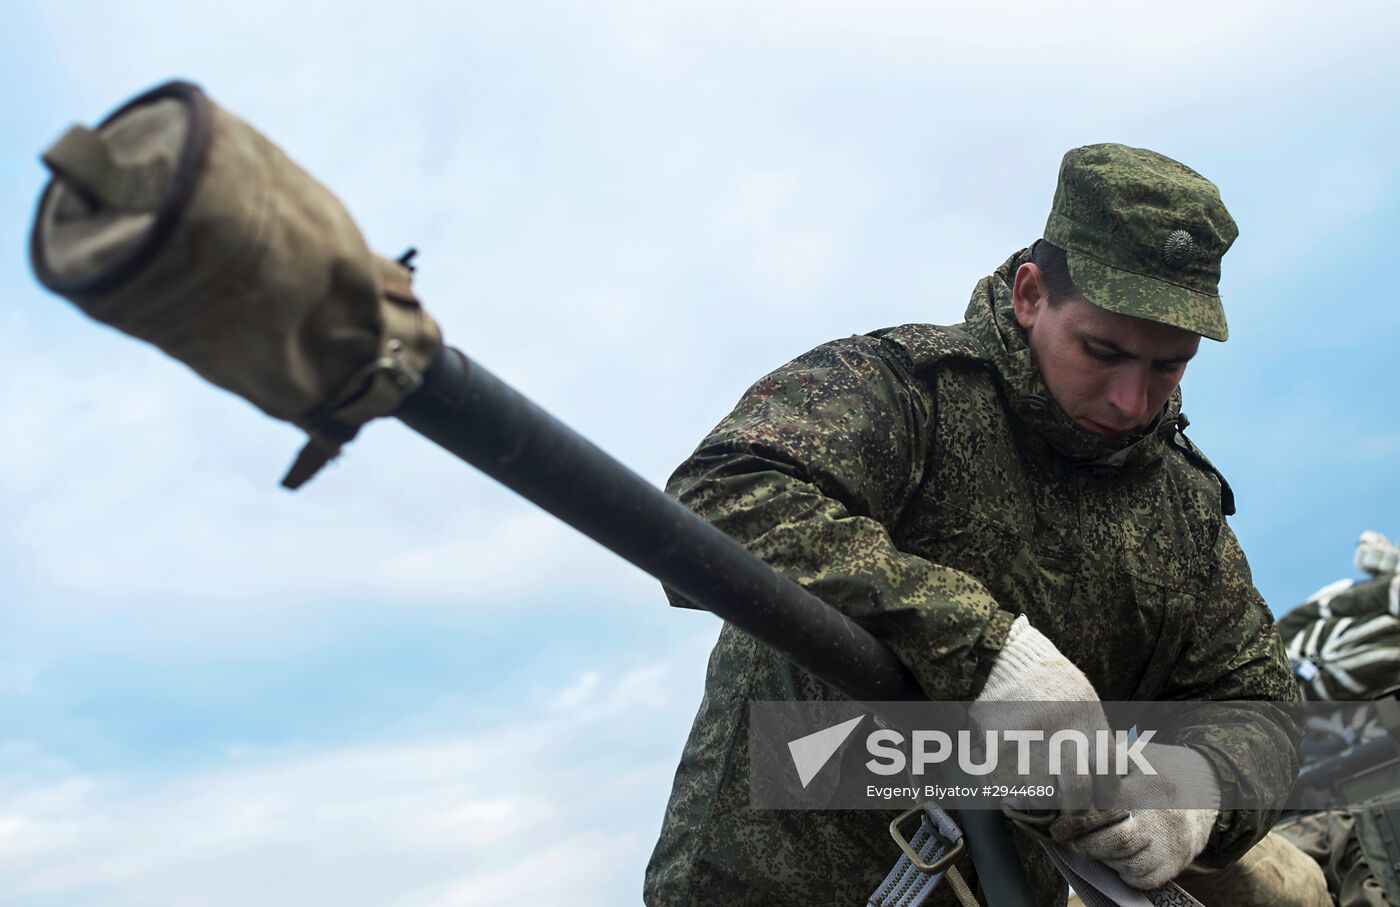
xmin=644 ymin=144 xmax=1304 ymax=906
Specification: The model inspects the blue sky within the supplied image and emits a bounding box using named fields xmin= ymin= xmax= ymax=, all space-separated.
xmin=2 ymin=2 xmax=1398 ymax=904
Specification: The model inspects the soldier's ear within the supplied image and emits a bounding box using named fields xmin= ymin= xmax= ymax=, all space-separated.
xmin=1012 ymin=262 xmax=1046 ymax=331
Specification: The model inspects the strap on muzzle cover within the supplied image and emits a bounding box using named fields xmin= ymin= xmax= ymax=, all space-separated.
xmin=29 ymin=80 xmax=443 ymax=488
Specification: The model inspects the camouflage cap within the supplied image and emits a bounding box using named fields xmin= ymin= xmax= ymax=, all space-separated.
xmin=1044 ymin=143 xmax=1238 ymax=342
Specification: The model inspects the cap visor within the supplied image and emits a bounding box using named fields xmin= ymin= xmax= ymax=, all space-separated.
xmin=1066 ymin=249 xmax=1229 ymax=342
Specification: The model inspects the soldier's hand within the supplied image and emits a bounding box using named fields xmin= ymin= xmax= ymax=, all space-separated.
xmin=1051 ymin=743 xmax=1220 ymax=889
xmin=1054 ymin=807 xmax=1216 ymax=889
xmin=972 ymin=615 xmax=1110 ymax=811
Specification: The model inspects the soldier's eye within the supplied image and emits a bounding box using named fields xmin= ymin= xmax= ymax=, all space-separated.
xmin=1084 ymin=343 xmax=1121 ymax=363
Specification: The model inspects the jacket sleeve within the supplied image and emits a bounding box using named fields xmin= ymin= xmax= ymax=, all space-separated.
xmin=664 ymin=334 xmax=1014 ymax=700
xmin=1163 ymin=522 xmax=1302 ymax=867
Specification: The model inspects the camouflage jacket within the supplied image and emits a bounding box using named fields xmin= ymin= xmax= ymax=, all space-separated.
xmin=644 ymin=249 xmax=1299 ymax=907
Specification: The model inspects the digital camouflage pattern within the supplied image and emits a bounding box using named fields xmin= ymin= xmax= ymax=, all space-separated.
xmin=1045 ymin=144 xmax=1237 ymax=342
xmin=644 ymin=248 xmax=1298 ymax=907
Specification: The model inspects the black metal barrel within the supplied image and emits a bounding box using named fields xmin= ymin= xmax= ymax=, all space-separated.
xmin=395 ymin=344 xmax=1035 ymax=907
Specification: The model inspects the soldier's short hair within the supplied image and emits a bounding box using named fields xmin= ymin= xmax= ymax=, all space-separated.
xmin=1033 ymin=239 xmax=1080 ymax=307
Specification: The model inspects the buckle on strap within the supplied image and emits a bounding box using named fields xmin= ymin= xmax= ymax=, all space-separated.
xmin=889 ymin=805 xmax=966 ymax=874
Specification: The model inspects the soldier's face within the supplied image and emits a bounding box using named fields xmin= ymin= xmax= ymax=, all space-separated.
xmin=1013 ymin=265 xmax=1201 ymax=438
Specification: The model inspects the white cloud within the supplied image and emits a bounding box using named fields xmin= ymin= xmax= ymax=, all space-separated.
xmin=400 ymin=831 xmax=639 ymax=907
xmin=371 ymin=510 xmax=653 ymax=607
xmin=0 ymin=304 xmax=659 ymax=616
xmin=0 ymin=662 xmax=38 ymax=697
xmin=549 ymin=669 xmax=603 ymax=711
xmin=0 ymin=644 xmax=709 ymax=906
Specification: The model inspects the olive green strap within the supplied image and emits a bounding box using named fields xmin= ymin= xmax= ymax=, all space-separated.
xmin=281 ymin=254 xmax=442 ymax=489
xmin=943 ymin=867 xmax=979 ymax=907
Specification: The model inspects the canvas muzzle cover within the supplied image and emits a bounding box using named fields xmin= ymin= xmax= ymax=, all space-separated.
xmin=29 ymin=80 xmax=442 ymax=488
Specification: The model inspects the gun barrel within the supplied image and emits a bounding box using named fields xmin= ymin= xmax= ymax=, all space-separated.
xmin=394 ymin=344 xmax=1035 ymax=906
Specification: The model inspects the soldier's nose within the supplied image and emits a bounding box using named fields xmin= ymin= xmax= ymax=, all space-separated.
xmin=1105 ymin=370 xmax=1149 ymax=426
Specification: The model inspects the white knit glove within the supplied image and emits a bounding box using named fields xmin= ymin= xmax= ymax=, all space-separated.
xmin=973 ymin=616 xmax=1108 ymax=809
xmin=1052 ymin=743 xmax=1220 ymax=890
xmin=977 ymin=615 xmax=1100 ymax=703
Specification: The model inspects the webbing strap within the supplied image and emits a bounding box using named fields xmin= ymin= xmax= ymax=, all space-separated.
xmin=280 ymin=255 xmax=442 ymax=489
xmin=867 ymin=805 xmax=977 ymax=907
